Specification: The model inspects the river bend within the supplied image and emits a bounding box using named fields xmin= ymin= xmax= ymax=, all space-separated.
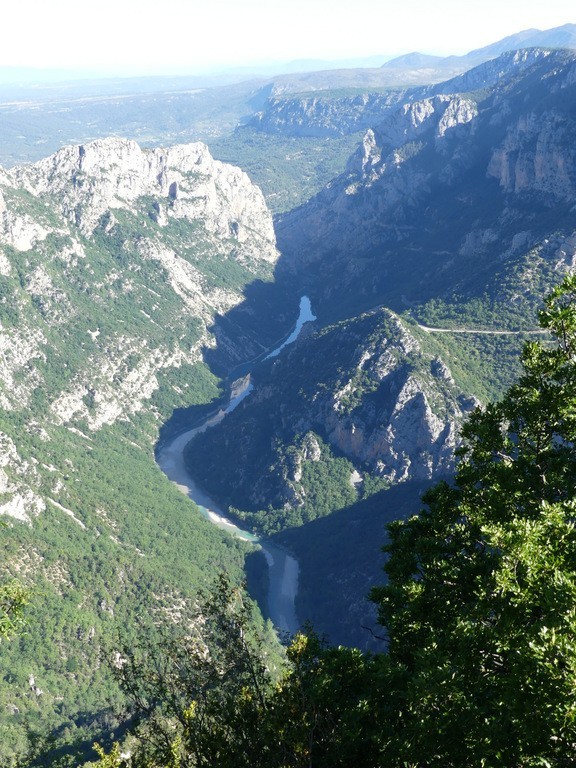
xmin=156 ymin=297 xmax=316 ymax=636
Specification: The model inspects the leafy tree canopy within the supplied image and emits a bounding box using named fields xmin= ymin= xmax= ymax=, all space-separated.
xmin=373 ymin=273 xmax=576 ymax=766
xmin=0 ymin=522 xmax=29 ymax=642
xmin=93 ymin=274 xmax=576 ymax=768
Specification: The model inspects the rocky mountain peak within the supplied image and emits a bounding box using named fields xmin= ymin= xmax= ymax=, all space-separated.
xmin=347 ymin=94 xmax=478 ymax=176
xmin=9 ymin=138 xmax=277 ymax=255
xmin=186 ymin=309 xmax=470 ymax=515
xmin=0 ymin=137 xmax=280 ymax=524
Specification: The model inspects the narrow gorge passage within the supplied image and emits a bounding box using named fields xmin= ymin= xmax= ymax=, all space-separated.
xmin=156 ymin=297 xmax=316 ymax=636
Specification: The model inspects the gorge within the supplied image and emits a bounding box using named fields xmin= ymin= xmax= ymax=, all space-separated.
xmin=156 ymin=295 xmax=320 ymax=637
xmin=0 ymin=29 xmax=576 ymax=765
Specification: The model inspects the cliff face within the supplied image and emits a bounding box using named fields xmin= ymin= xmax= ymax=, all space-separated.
xmin=276 ymin=91 xmax=481 ymax=266
xmin=248 ymin=91 xmax=411 ymax=138
xmin=486 ymin=110 xmax=576 ymax=198
xmin=248 ymin=49 xmax=554 ymax=139
xmin=275 ymin=49 xmax=576 ymax=312
xmin=0 ymin=137 xmax=278 ymax=522
xmin=185 ymin=309 xmax=473 ymax=518
xmin=308 ymin=312 xmax=470 ymax=484
xmin=6 ymin=137 xmax=276 ymax=255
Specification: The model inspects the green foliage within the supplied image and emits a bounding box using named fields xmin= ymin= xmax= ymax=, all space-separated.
xmin=94 ymin=577 xmax=396 ymax=768
xmin=210 ymin=129 xmax=361 ymax=213
xmin=256 ymin=633 xmax=394 ymax=768
xmin=280 ymin=481 xmax=426 ymax=650
xmin=89 ymin=743 xmax=127 ymax=768
xmin=106 ymin=573 xmax=280 ymax=768
xmin=185 ymin=308 xmax=460 ymax=539
xmin=409 ymin=323 xmax=528 ymax=402
xmin=371 ymin=274 xmax=576 ymax=765
xmin=0 ymin=577 xmax=28 ymax=642
xmin=0 ymin=406 xmax=255 ymax=762
xmin=0 ymin=145 xmax=285 ymax=761
xmin=230 ymin=434 xmax=359 ymax=536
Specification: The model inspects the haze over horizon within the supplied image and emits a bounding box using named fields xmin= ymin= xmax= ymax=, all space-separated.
xmin=3 ymin=0 xmax=575 ymax=80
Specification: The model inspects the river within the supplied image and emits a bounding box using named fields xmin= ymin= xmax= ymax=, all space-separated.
xmin=156 ymin=297 xmax=316 ymax=636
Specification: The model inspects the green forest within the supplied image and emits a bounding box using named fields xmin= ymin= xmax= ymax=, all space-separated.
xmin=2 ymin=41 xmax=576 ymax=766
xmin=22 ymin=268 xmax=576 ymax=765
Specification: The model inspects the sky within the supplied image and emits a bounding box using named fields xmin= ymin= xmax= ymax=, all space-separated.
xmin=3 ymin=0 xmax=575 ymax=76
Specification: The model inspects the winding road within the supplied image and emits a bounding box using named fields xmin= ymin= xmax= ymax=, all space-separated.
xmin=417 ymin=323 xmax=549 ymax=335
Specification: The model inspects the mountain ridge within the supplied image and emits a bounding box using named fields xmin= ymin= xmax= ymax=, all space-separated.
xmin=0 ymin=137 xmax=292 ymax=758
xmin=264 ymin=24 xmax=576 ymax=94
xmin=275 ymin=47 xmax=576 ymax=320
xmin=247 ymin=48 xmax=561 ymax=139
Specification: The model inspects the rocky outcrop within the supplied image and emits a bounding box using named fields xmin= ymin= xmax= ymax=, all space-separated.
xmin=432 ymin=48 xmax=555 ymax=98
xmin=186 ymin=309 xmax=472 ymax=514
xmin=325 ymin=366 xmax=460 ymax=484
xmin=0 ymin=433 xmax=45 ymax=524
xmin=49 ymin=336 xmax=196 ymax=430
xmin=315 ymin=313 xmax=469 ymax=484
xmin=248 ymin=91 xmax=411 ymax=138
xmin=9 ymin=138 xmax=277 ymax=261
xmin=0 ymin=137 xmax=279 ymax=522
xmin=277 ymin=92 xmax=480 ymax=267
xmin=276 ymin=49 xmax=576 ymax=311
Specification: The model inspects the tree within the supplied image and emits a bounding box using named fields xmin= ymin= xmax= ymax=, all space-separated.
xmin=94 ymin=585 xmax=392 ymax=768
xmin=0 ymin=579 xmax=28 ymax=642
xmin=93 ymin=276 xmax=576 ymax=768
xmin=105 ymin=573 xmax=276 ymax=768
xmin=258 ymin=631 xmax=397 ymax=768
xmin=0 ymin=523 xmax=29 ymax=642
xmin=371 ymin=274 xmax=576 ymax=766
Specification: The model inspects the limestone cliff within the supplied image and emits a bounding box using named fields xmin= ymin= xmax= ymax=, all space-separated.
xmin=0 ymin=137 xmax=279 ymax=522
xmin=248 ymin=49 xmax=554 ymax=139
xmin=8 ymin=137 xmax=276 ymax=256
xmin=277 ymin=92 xmax=480 ymax=266
xmin=185 ymin=309 xmax=473 ymax=520
xmin=275 ymin=49 xmax=576 ymax=315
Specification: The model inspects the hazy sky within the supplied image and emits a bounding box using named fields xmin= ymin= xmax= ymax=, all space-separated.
xmin=3 ymin=0 xmax=575 ymax=75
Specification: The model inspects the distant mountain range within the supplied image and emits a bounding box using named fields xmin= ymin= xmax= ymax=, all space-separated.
xmin=2 ymin=23 xmax=576 ymax=92
xmin=381 ymin=24 xmax=576 ymax=73
xmin=1 ymin=24 xmax=575 ymax=171
xmin=263 ymin=23 xmax=576 ymax=93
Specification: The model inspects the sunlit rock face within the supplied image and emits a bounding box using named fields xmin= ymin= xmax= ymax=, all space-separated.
xmin=0 ymin=137 xmax=278 ymax=522
xmin=9 ymin=137 xmax=277 ymax=255
xmin=275 ymin=49 xmax=576 ymax=312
